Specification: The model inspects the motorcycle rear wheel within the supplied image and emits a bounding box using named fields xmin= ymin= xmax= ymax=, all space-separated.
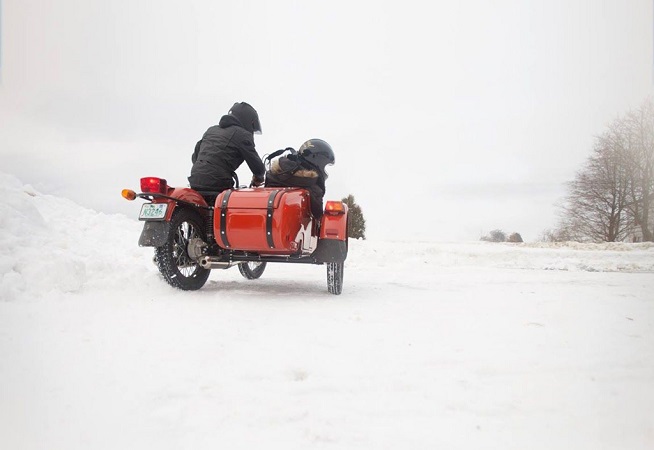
xmin=155 ymin=208 xmax=210 ymax=291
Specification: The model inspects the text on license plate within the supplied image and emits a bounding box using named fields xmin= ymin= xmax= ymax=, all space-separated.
xmin=139 ymin=203 xmax=168 ymax=220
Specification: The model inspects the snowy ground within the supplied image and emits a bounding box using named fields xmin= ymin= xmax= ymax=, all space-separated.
xmin=1 ymin=173 xmax=653 ymax=450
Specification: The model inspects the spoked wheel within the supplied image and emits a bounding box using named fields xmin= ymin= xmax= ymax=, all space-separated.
xmin=155 ymin=208 xmax=210 ymax=291
xmin=326 ymin=262 xmax=344 ymax=295
xmin=238 ymin=261 xmax=267 ymax=279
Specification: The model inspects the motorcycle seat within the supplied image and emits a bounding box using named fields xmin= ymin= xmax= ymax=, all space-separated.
xmin=196 ymin=190 xmax=225 ymax=207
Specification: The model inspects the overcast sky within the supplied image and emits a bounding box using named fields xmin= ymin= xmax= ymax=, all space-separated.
xmin=1 ymin=0 xmax=652 ymax=240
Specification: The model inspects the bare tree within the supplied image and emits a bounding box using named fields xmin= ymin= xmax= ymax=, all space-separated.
xmin=622 ymin=98 xmax=654 ymax=241
xmin=552 ymin=98 xmax=654 ymax=242
xmin=559 ymin=127 xmax=632 ymax=242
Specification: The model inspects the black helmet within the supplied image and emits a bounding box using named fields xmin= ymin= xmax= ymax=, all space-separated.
xmin=228 ymin=102 xmax=262 ymax=134
xmin=299 ymin=139 xmax=335 ymax=178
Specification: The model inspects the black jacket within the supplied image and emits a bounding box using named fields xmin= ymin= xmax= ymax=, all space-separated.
xmin=265 ymin=154 xmax=326 ymax=218
xmin=188 ymin=115 xmax=265 ymax=191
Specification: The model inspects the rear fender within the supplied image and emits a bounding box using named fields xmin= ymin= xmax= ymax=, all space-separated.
xmin=313 ymin=205 xmax=348 ymax=263
xmin=319 ymin=205 xmax=348 ymax=241
xmin=138 ymin=188 xmax=210 ymax=247
xmin=163 ymin=187 xmax=209 ymax=221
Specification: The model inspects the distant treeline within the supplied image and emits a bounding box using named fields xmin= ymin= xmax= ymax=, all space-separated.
xmin=544 ymin=98 xmax=654 ymax=243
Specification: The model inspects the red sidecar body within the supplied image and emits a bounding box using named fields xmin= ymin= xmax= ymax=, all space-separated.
xmin=213 ymin=188 xmax=315 ymax=254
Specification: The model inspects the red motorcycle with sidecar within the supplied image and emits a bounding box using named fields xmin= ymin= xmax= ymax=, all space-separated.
xmin=121 ymin=177 xmax=348 ymax=294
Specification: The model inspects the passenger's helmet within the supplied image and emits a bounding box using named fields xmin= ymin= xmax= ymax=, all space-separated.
xmin=228 ymin=102 xmax=262 ymax=134
xmin=299 ymin=139 xmax=335 ymax=178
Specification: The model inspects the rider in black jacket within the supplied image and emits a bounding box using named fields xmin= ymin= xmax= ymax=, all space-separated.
xmin=188 ymin=102 xmax=266 ymax=193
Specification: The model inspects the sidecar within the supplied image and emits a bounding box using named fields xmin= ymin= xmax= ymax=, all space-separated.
xmin=122 ymin=177 xmax=348 ymax=294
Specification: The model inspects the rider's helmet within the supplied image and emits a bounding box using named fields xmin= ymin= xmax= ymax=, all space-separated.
xmin=299 ymin=139 xmax=335 ymax=178
xmin=228 ymin=102 xmax=262 ymax=134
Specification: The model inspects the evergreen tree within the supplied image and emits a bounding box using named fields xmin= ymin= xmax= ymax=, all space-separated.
xmin=342 ymin=194 xmax=366 ymax=240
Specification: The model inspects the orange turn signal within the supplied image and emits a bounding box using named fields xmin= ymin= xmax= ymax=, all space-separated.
xmin=121 ymin=189 xmax=137 ymax=201
xmin=325 ymin=201 xmax=345 ymax=215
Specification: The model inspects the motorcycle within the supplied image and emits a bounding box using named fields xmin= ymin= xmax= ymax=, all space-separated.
xmin=121 ymin=177 xmax=348 ymax=294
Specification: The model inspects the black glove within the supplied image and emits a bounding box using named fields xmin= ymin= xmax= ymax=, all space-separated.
xmin=251 ymin=175 xmax=264 ymax=187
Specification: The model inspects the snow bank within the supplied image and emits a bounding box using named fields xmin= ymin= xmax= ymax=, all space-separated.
xmin=0 ymin=173 xmax=154 ymax=301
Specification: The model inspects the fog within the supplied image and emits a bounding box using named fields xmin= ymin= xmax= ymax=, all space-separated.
xmin=1 ymin=0 xmax=651 ymax=240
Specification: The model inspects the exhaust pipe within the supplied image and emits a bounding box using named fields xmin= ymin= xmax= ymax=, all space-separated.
xmin=187 ymin=238 xmax=231 ymax=269
xmin=199 ymin=257 xmax=233 ymax=270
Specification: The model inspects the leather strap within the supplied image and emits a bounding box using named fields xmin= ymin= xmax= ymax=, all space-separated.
xmin=219 ymin=190 xmax=232 ymax=247
xmin=266 ymin=190 xmax=281 ymax=248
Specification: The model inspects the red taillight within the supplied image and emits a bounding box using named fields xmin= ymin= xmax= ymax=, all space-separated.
xmin=325 ymin=201 xmax=346 ymax=215
xmin=140 ymin=177 xmax=167 ymax=194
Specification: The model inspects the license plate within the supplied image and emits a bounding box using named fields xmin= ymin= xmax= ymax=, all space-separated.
xmin=139 ymin=203 xmax=168 ymax=220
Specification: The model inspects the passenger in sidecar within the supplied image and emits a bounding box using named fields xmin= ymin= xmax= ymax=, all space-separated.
xmin=264 ymin=139 xmax=335 ymax=218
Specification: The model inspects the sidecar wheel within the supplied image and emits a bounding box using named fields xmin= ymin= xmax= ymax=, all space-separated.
xmin=238 ymin=262 xmax=267 ymax=280
xmin=155 ymin=208 xmax=210 ymax=291
xmin=326 ymin=262 xmax=344 ymax=295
